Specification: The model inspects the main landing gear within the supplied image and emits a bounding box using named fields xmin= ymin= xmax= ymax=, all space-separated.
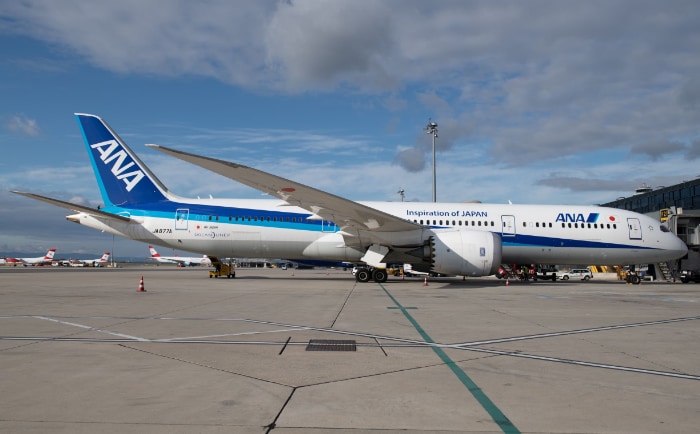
xmin=354 ymin=267 xmax=388 ymax=283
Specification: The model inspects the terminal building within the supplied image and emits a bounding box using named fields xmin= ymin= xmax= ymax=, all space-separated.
xmin=601 ymin=178 xmax=700 ymax=274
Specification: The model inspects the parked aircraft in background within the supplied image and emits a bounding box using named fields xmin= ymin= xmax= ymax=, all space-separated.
xmin=66 ymin=252 xmax=111 ymax=267
xmin=15 ymin=248 xmax=57 ymax=266
xmin=148 ymin=245 xmax=211 ymax=266
xmin=0 ymin=257 xmax=23 ymax=266
xmin=12 ymin=114 xmax=688 ymax=283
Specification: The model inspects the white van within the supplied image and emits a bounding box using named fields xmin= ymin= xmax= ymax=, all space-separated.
xmin=557 ymin=268 xmax=593 ymax=281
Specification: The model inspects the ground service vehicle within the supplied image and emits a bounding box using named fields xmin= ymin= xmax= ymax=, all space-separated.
xmin=558 ymin=268 xmax=593 ymax=281
xmin=680 ymin=269 xmax=700 ymax=283
xmin=209 ymin=257 xmax=236 ymax=278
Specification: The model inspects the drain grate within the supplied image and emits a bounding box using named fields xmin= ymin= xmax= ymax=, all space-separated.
xmin=306 ymin=339 xmax=357 ymax=352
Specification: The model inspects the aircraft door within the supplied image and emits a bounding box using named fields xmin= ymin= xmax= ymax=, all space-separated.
xmin=175 ymin=208 xmax=189 ymax=230
xmin=627 ymin=217 xmax=642 ymax=240
xmin=501 ymin=215 xmax=516 ymax=237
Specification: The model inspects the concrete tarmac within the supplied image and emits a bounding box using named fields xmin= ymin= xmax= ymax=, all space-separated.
xmin=0 ymin=266 xmax=698 ymax=433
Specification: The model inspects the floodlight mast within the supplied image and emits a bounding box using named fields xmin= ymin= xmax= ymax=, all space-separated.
xmin=425 ymin=120 xmax=438 ymax=202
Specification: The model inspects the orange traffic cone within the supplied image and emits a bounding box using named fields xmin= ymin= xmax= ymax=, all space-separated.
xmin=423 ymin=275 xmax=428 ymax=286
xmin=138 ymin=276 xmax=146 ymax=292
xmin=505 ymin=278 xmax=510 ymax=286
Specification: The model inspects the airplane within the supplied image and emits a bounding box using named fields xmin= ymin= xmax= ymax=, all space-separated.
xmin=73 ymin=252 xmax=111 ymax=267
xmin=0 ymin=257 xmax=23 ymax=266
xmin=16 ymin=248 xmax=57 ymax=266
xmin=148 ymin=245 xmax=212 ymax=266
xmin=11 ymin=114 xmax=687 ymax=283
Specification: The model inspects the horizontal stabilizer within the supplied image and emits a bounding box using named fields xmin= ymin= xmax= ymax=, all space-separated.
xmin=11 ymin=191 xmax=131 ymax=223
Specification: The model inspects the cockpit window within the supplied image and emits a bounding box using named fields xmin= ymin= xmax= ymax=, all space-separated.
xmin=660 ymin=225 xmax=670 ymax=232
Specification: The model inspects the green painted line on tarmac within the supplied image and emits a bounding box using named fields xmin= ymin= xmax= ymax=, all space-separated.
xmin=379 ymin=283 xmax=520 ymax=434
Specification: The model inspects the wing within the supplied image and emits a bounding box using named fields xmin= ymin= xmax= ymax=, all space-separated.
xmin=146 ymin=145 xmax=420 ymax=234
xmin=11 ymin=191 xmax=131 ymax=223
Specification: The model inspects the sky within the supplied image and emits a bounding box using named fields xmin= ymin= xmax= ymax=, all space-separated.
xmin=1 ymin=0 xmax=700 ymax=258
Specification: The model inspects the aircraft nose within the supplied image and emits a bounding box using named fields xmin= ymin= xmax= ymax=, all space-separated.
xmin=668 ymin=233 xmax=688 ymax=259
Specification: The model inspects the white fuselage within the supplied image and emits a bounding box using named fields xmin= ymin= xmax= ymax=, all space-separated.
xmin=68 ymin=199 xmax=687 ymax=267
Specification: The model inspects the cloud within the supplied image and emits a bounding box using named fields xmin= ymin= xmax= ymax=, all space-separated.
xmin=536 ymin=176 xmax=641 ymax=193
xmin=679 ymin=76 xmax=700 ymax=111
xmin=264 ymin=1 xmax=397 ymax=92
xmin=394 ymin=146 xmax=426 ymax=172
xmin=1 ymin=1 xmax=276 ymax=86
xmin=686 ymin=139 xmax=700 ymax=161
xmin=5 ymin=114 xmax=40 ymax=136
xmin=3 ymin=0 xmax=700 ymax=200
xmin=630 ymin=140 xmax=686 ymax=161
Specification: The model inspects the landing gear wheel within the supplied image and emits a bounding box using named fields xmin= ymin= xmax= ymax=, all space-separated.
xmin=355 ymin=269 xmax=371 ymax=283
xmin=372 ymin=269 xmax=388 ymax=283
xmin=627 ymin=274 xmax=641 ymax=285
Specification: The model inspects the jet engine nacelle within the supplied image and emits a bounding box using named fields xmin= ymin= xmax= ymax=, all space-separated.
xmin=430 ymin=229 xmax=502 ymax=277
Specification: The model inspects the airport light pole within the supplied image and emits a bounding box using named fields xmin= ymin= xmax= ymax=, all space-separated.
xmin=425 ymin=120 xmax=438 ymax=202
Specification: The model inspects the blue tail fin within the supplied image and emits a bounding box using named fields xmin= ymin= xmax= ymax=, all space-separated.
xmin=76 ymin=114 xmax=169 ymax=206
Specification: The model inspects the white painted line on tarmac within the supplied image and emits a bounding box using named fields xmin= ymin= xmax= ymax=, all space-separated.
xmin=33 ymin=315 xmax=149 ymax=342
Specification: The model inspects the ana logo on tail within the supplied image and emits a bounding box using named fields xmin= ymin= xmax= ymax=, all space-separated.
xmin=91 ymin=140 xmax=145 ymax=192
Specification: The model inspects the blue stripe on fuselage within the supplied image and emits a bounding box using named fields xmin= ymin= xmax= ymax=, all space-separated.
xmin=500 ymin=233 xmax=654 ymax=250
xmin=101 ymin=203 xmax=337 ymax=232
